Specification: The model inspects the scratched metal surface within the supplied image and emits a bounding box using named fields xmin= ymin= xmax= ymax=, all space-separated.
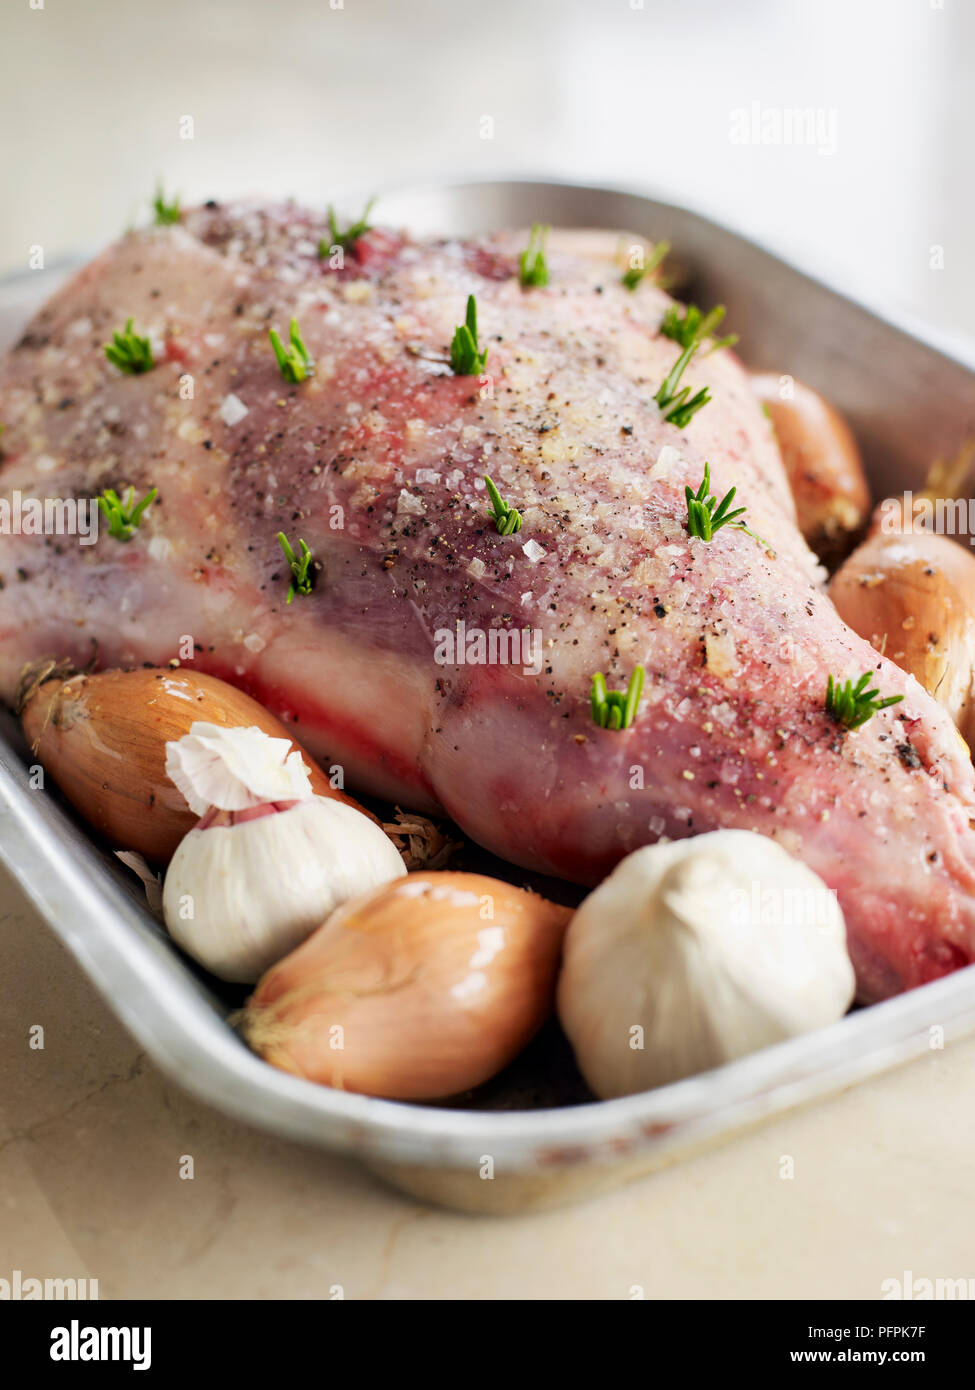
xmin=2 ymin=180 xmax=975 ymax=1213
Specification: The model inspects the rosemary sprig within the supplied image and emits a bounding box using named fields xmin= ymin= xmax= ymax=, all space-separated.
xmin=269 ymin=317 xmax=314 ymax=384
xmin=683 ymin=462 xmax=770 ymax=551
xmin=104 ymin=318 xmax=154 ymax=375
xmin=277 ymin=531 xmax=315 ymax=603
xmin=654 ymin=340 xmax=710 ymax=427
xmin=622 ymin=238 xmax=670 ymax=291
xmin=449 ymin=294 xmax=488 ymax=375
xmin=591 ymin=666 xmax=645 ymax=730
xmin=484 ymin=475 xmax=522 ymax=535
xmin=825 ymin=672 xmax=904 ymax=730
xmin=660 ymin=302 xmax=737 ymax=354
xmin=152 ymin=186 xmax=181 ymax=225
xmin=97 ymin=485 xmax=158 ymax=541
xmin=319 ymin=197 xmax=375 ymax=257
xmin=684 ymin=462 xmax=746 ymax=540
xmin=519 ymin=223 xmax=550 ymax=288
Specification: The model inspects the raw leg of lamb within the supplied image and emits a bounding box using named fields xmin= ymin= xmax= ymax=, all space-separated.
xmin=1 ymin=201 xmax=973 ymax=1003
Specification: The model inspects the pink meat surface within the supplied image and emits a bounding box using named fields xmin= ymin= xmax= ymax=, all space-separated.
xmin=2 ymin=201 xmax=974 ymax=1002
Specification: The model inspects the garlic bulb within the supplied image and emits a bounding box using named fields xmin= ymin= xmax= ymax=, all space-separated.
xmin=557 ymin=830 xmax=855 ymax=1099
xmin=163 ymin=798 xmax=405 ymax=982
xmin=161 ymin=723 xmax=404 ymax=982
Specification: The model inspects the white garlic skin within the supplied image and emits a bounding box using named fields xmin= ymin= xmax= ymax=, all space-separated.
xmin=163 ymin=797 xmax=406 ymax=982
xmin=557 ymin=830 xmax=855 ymax=1099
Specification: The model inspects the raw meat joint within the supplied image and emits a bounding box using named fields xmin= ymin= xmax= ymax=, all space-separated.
xmin=1 ymin=201 xmax=973 ymax=1004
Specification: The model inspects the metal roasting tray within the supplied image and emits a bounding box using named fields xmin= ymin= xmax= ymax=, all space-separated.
xmin=3 ymin=178 xmax=975 ymax=1214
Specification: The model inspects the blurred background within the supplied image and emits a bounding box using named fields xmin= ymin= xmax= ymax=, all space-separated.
xmin=1 ymin=0 xmax=972 ymax=348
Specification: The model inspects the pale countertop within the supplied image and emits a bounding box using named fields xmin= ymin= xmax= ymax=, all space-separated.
xmin=4 ymin=0 xmax=975 ymax=1299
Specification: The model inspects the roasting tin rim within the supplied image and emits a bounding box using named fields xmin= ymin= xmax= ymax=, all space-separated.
xmin=11 ymin=173 xmax=975 ymax=373
xmin=374 ymin=172 xmax=975 ymax=371
xmin=3 ymin=178 xmax=975 ymax=1180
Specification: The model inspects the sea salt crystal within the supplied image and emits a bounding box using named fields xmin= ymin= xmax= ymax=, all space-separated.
xmin=522 ymin=539 xmax=547 ymax=563
xmin=397 ymin=489 xmax=425 ymax=516
xmin=705 ymin=630 xmax=739 ymax=677
xmin=177 ymin=418 xmax=205 ymax=443
xmin=467 ymin=557 xmax=486 ymax=579
xmin=219 ymin=393 xmax=248 ymax=426
xmin=649 ymin=445 xmax=681 ymax=480
xmin=148 ymin=536 xmax=173 ymax=562
xmin=243 ymin=633 xmax=266 ymax=654
xmin=416 ymin=469 xmax=441 ymax=485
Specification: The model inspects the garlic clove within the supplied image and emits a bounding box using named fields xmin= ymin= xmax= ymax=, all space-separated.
xmin=557 ymin=830 xmax=855 ymax=1099
xmin=162 ymin=797 xmax=406 ymax=982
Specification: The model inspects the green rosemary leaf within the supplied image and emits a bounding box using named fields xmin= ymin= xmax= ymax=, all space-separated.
xmin=104 ymin=319 xmax=154 ymax=375
xmin=450 ymin=295 xmax=489 ymax=375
